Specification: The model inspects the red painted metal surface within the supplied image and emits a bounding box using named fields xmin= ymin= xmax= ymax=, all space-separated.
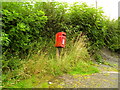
xmin=55 ymin=32 xmax=66 ymax=48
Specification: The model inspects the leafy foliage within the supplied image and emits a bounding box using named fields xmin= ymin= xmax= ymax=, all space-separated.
xmin=2 ymin=2 xmax=48 ymax=58
xmin=34 ymin=2 xmax=68 ymax=37
xmin=67 ymin=2 xmax=107 ymax=53
xmin=105 ymin=18 xmax=120 ymax=52
xmin=2 ymin=1 xmax=120 ymax=88
xmin=2 ymin=2 xmax=48 ymax=73
xmin=2 ymin=2 xmax=119 ymax=59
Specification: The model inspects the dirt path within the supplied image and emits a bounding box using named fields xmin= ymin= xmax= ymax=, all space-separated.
xmin=49 ymin=72 xmax=118 ymax=88
xmin=48 ymin=48 xmax=119 ymax=88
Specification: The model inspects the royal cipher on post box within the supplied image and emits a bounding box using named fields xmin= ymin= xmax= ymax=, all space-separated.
xmin=55 ymin=32 xmax=66 ymax=48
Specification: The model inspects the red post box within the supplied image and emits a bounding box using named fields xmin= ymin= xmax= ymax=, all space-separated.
xmin=55 ymin=32 xmax=66 ymax=48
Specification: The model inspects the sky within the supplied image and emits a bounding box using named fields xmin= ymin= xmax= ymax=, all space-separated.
xmin=54 ymin=0 xmax=119 ymax=20
xmin=2 ymin=0 xmax=119 ymax=19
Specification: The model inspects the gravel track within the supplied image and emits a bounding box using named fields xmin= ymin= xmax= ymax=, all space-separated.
xmin=49 ymin=72 xmax=118 ymax=88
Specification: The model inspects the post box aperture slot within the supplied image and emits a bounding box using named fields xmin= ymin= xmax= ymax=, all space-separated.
xmin=62 ymin=34 xmax=66 ymax=36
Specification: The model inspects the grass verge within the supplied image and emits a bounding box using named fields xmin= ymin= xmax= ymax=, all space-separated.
xmin=2 ymin=36 xmax=99 ymax=88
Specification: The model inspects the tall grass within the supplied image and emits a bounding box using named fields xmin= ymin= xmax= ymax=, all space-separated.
xmin=2 ymin=35 xmax=99 ymax=88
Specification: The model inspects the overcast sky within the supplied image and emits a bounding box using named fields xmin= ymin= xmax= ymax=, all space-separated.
xmin=54 ymin=0 xmax=119 ymax=20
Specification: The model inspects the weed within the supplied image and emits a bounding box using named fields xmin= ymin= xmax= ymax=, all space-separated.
xmin=94 ymin=53 xmax=103 ymax=64
xmin=68 ymin=61 xmax=99 ymax=75
xmin=3 ymin=36 xmax=99 ymax=88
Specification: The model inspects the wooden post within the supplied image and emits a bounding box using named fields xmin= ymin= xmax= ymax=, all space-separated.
xmin=56 ymin=47 xmax=62 ymax=60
